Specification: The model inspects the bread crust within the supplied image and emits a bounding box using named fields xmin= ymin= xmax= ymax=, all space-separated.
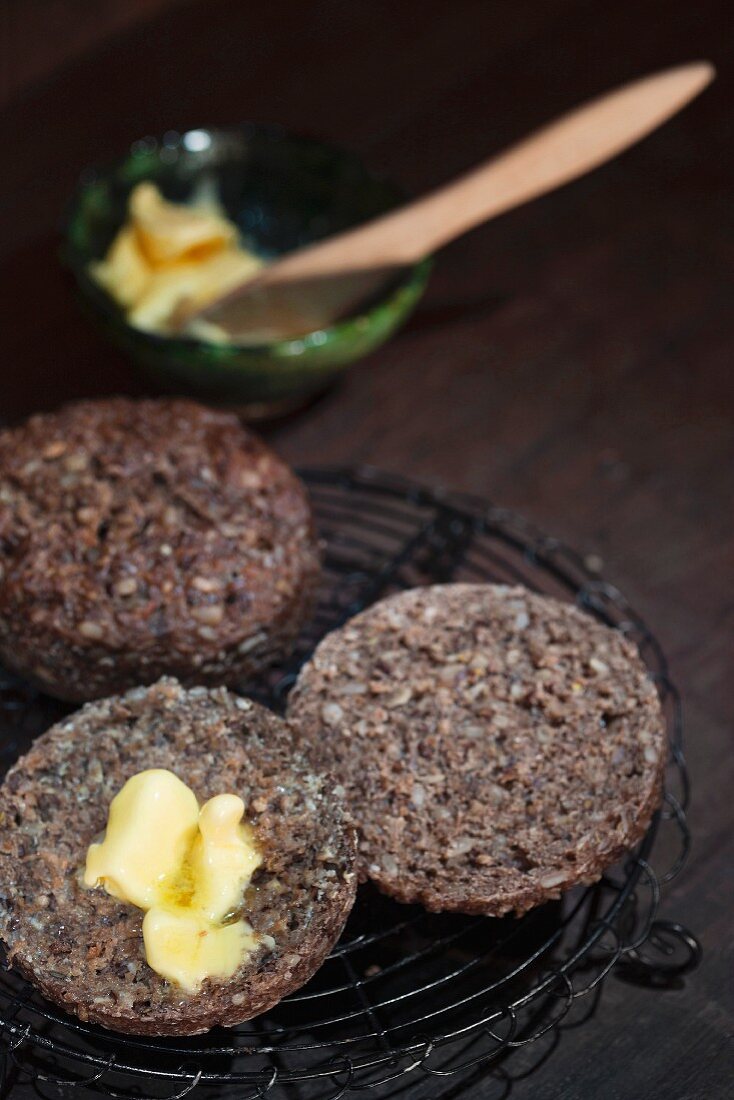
xmin=0 ymin=678 xmax=357 ymax=1035
xmin=0 ymin=398 xmax=320 ymax=702
xmin=288 ymin=584 xmax=667 ymax=916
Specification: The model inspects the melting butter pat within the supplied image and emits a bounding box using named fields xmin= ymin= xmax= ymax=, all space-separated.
xmin=84 ymin=769 xmax=263 ymax=993
xmin=189 ymin=793 xmax=262 ymax=921
xmin=90 ymin=182 xmax=263 ymax=338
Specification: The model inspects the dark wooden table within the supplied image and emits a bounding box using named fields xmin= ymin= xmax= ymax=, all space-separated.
xmin=1 ymin=2 xmax=733 ymax=1097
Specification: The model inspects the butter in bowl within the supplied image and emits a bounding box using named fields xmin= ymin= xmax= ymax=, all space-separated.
xmin=64 ymin=126 xmax=431 ymax=418
xmin=90 ymin=180 xmax=264 ymax=341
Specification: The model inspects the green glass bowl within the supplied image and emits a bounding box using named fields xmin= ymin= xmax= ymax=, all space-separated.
xmin=63 ymin=125 xmax=431 ymax=417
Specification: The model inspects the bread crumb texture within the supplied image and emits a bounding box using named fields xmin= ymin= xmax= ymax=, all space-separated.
xmin=0 ymin=678 xmax=356 ymax=1035
xmin=288 ymin=584 xmax=666 ymax=916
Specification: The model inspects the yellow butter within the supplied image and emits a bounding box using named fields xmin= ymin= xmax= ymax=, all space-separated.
xmin=88 ymin=182 xmax=263 ymax=337
xmin=90 ymin=226 xmax=153 ymax=310
xmin=130 ymin=181 xmax=237 ymax=264
xmin=84 ymin=769 xmax=263 ymax=993
xmin=189 ymin=792 xmax=262 ymax=922
xmin=142 ymin=908 xmax=259 ymax=991
xmin=127 ymin=248 xmax=262 ymax=334
xmin=84 ymin=769 xmax=199 ymax=909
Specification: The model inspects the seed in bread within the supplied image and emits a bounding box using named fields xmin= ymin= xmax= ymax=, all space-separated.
xmin=0 ymin=678 xmax=357 ymax=1036
xmin=287 ymin=583 xmax=667 ymax=917
xmin=0 ymin=397 xmax=320 ymax=702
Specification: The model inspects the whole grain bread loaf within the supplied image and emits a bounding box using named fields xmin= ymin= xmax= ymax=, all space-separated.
xmin=0 ymin=397 xmax=320 ymax=702
xmin=287 ymin=584 xmax=667 ymax=916
xmin=0 ymin=678 xmax=357 ymax=1035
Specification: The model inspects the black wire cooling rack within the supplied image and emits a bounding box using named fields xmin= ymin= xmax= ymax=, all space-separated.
xmin=0 ymin=467 xmax=700 ymax=1100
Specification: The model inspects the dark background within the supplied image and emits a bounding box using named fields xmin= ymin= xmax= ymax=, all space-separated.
xmin=1 ymin=2 xmax=733 ymax=1097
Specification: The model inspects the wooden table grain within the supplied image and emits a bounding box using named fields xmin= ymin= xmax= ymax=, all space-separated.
xmin=1 ymin=2 xmax=732 ymax=1097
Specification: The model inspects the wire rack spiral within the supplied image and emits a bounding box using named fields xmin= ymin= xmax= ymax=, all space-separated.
xmin=0 ymin=467 xmax=700 ymax=1100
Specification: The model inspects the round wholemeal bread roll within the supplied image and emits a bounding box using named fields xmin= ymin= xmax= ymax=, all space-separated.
xmin=287 ymin=584 xmax=667 ymax=917
xmin=0 ymin=678 xmax=357 ymax=1035
xmin=0 ymin=397 xmax=320 ymax=702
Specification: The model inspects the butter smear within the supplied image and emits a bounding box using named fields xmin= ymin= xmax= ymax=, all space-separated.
xmin=84 ymin=769 xmax=263 ymax=992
